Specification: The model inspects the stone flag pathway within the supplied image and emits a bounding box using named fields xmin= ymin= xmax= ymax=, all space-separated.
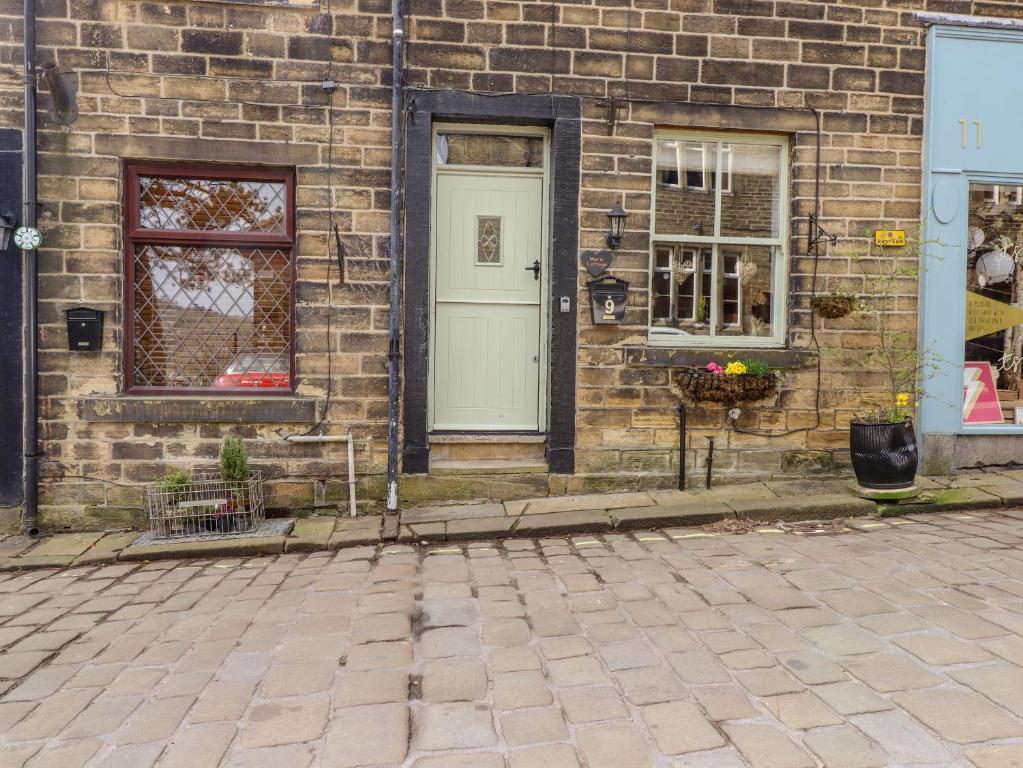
xmin=4 ymin=511 xmax=1023 ymax=766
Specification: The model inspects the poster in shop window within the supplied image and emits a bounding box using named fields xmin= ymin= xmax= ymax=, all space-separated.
xmin=963 ymin=361 xmax=1005 ymax=425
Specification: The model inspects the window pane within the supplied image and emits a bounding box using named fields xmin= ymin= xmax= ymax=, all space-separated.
xmin=652 ymin=246 xmax=674 ymax=324
xmin=655 ymin=139 xmax=717 ymax=237
xmin=436 ymin=133 xmax=543 ymax=167
xmin=719 ymin=143 xmax=782 ymax=239
xmin=678 ymin=273 xmax=695 ymax=320
xmin=716 ymin=245 xmax=776 ymax=338
xmin=963 ymin=182 xmax=1023 ymax=427
xmin=132 ymin=245 xmax=292 ymax=390
xmin=139 ymin=177 xmax=287 ymax=233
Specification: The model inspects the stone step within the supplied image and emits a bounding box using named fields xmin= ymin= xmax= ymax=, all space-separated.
xmin=429 ymin=434 xmax=546 ymax=462
xmin=400 ymin=471 xmax=550 ymax=503
xmin=429 ymin=459 xmax=549 ymax=476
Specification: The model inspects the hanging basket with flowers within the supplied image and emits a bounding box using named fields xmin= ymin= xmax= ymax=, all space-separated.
xmin=674 ymin=360 xmax=779 ymax=404
xmin=811 ymin=291 xmax=859 ymax=319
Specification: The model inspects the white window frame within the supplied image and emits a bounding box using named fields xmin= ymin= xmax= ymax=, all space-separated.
xmin=649 ymin=130 xmax=789 ymax=348
xmin=684 ymin=143 xmax=707 ymax=191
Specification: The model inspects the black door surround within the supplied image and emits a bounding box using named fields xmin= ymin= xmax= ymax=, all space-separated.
xmin=401 ymin=91 xmax=581 ymax=475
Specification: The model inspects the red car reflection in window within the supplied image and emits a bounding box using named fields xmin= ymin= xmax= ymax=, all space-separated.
xmin=213 ymin=353 xmax=290 ymax=389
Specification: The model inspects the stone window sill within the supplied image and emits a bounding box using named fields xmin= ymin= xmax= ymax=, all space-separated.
xmin=81 ymin=396 xmax=319 ymax=424
xmin=189 ymin=0 xmax=317 ymax=6
xmin=624 ymin=347 xmax=815 ymax=369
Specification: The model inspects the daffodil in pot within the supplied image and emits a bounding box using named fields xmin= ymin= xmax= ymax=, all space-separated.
xmin=849 ymin=392 xmax=919 ymax=490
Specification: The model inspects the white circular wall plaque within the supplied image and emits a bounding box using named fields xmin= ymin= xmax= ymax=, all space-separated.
xmin=13 ymin=227 xmax=41 ymax=250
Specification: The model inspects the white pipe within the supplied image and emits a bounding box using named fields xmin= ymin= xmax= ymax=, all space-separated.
xmin=283 ymin=433 xmax=357 ymax=517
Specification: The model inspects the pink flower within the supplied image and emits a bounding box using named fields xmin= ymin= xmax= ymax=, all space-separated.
xmin=706 ymin=362 xmax=724 ymax=376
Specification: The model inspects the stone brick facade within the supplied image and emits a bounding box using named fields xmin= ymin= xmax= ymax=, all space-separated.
xmin=1 ymin=0 xmax=1020 ymax=530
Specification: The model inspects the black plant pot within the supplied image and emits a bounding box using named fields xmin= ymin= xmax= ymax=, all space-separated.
xmin=849 ymin=419 xmax=919 ymax=490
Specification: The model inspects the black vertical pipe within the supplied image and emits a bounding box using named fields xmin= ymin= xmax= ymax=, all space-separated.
xmin=705 ymin=437 xmax=714 ymax=490
xmin=385 ymin=0 xmax=405 ymax=513
xmin=22 ymin=0 xmax=38 ymax=536
xmin=678 ymin=404 xmax=686 ymax=491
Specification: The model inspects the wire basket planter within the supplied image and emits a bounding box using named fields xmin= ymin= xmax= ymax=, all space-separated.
xmin=674 ymin=370 xmax=779 ymax=404
xmin=811 ymin=292 xmax=858 ymax=319
xmin=145 ymin=471 xmax=265 ymax=538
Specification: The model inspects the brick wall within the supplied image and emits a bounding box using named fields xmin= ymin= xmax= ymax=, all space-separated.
xmin=1 ymin=0 xmax=1021 ymax=529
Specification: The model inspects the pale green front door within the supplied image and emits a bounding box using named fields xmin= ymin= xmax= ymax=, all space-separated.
xmin=431 ymin=171 xmax=544 ymax=431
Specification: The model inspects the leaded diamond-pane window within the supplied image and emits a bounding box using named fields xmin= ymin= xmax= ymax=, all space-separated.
xmin=139 ymin=177 xmax=287 ymax=233
xmin=125 ymin=164 xmax=295 ymax=393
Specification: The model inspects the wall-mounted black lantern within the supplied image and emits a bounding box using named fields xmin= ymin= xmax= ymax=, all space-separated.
xmin=65 ymin=307 xmax=104 ymax=351
xmin=606 ymin=202 xmax=628 ymax=250
xmin=588 ymin=276 xmax=629 ymax=325
xmin=0 ymin=213 xmax=15 ymax=251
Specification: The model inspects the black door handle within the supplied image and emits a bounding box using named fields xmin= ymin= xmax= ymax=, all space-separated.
xmin=525 ymin=260 xmax=540 ymax=280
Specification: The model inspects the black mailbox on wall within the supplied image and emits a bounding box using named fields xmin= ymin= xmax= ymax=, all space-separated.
xmin=65 ymin=307 xmax=104 ymax=351
xmin=587 ymin=276 xmax=629 ymax=325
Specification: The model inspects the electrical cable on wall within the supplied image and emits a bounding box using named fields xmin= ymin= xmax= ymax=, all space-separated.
xmin=730 ymin=105 xmax=830 ymax=439
xmin=283 ymin=6 xmax=341 ymax=440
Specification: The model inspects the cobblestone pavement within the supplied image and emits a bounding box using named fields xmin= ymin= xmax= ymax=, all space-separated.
xmin=4 ymin=512 xmax=1023 ymax=766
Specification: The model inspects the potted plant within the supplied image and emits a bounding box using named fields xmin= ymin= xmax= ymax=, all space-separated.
xmin=675 ymin=358 xmax=779 ymax=404
xmin=845 ymin=235 xmax=937 ymax=490
xmin=153 ymin=468 xmax=191 ymax=536
xmin=217 ymin=437 xmax=250 ymax=532
xmin=811 ymin=290 xmax=858 ymax=319
xmin=849 ymin=394 xmax=919 ymax=490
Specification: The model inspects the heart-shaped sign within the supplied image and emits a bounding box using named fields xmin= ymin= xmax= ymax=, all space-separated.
xmin=581 ymin=249 xmax=613 ymax=277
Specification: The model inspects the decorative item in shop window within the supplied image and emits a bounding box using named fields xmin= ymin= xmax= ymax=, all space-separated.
xmin=605 ymin=202 xmax=628 ymax=250
xmin=963 ymin=361 xmax=1005 ymax=425
xmin=673 ymin=357 xmax=779 ymax=405
xmin=975 ymin=248 xmax=1015 ymax=287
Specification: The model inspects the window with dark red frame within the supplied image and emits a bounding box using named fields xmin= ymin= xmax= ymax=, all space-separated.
xmin=124 ymin=163 xmax=296 ymax=394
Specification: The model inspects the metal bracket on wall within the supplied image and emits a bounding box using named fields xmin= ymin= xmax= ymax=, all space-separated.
xmin=807 ymin=212 xmax=839 ymax=252
xmin=605 ymin=98 xmax=625 ymax=135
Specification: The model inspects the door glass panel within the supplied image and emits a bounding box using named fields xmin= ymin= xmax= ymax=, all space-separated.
xmin=719 ymin=143 xmax=782 ymax=239
xmin=655 ymin=139 xmax=717 ymax=237
xmin=436 ymin=133 xmax=544 ymax=167
xmin=963 ymin=182 xmax=1023 ymax=426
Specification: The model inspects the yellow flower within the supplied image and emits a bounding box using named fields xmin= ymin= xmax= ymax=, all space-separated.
xmin=895 ymin=393 xmax=910 ymax=407
xmin=724 ymin=361 xmax=747 ymax=375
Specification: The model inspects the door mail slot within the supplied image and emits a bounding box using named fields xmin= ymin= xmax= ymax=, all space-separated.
xmin=65 ymin=306 xmax=104 ymax=351
xmin=588 ymin=276 xmax=629 ymax=325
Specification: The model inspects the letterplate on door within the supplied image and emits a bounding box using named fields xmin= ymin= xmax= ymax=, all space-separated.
xmin=587 ymin=276 xmax=629 ymax=325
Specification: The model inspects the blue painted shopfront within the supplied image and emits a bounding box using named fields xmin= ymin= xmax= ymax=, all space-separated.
xmin=920 ymin=21 xmax=1023 ymax=471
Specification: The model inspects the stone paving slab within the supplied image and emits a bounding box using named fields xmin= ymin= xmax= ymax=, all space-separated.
xmin=284 ymin=517 xmax=337 ymax=553
xmin=611 ymin=501 xmax=732 ymax=530
xmin=729 ymin=494 xmax=876 ymax=521
xmin=27 ymin=532 xmax=104 ymax=558
xmin=72 ymin=532 xmax=140 ymax=566
xmin=119 ymin=535 xmax=287 ymax=562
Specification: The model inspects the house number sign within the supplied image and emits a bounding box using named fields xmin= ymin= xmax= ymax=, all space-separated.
xmin=959 ymin=119 xmax=983 ymax=149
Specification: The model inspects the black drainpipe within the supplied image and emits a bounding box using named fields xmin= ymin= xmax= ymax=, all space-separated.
xmin=22 ymin=0 xmax=39 ymax=537
xmin=385 ymin=0 xmax=405 ymax=513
